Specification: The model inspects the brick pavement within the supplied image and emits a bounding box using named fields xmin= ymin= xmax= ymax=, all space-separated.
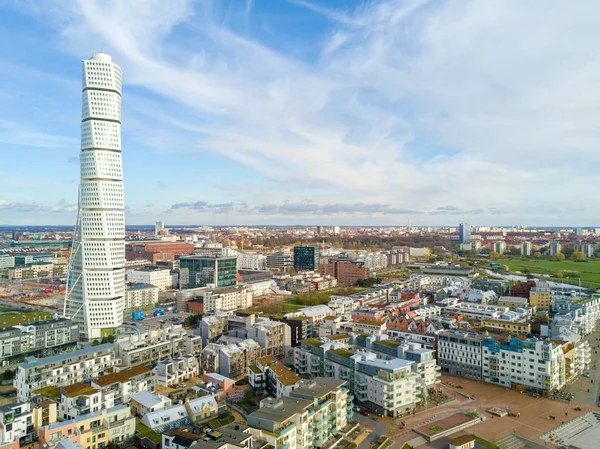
xmin=391 ymin=374 xmax=599 ymax=448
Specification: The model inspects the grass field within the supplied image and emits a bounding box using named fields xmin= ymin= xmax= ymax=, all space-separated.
xmin=0 ymin=311 xmax=53 ymax=327
xmin=499 ymin=258 xmax=600 ymax=288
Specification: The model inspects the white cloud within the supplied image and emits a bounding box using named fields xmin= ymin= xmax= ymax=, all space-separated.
xmin=10 ymin=0 xmax=600 ymax=224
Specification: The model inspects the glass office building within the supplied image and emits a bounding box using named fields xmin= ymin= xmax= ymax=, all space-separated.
xmin=179 ymin=255 xmax=238 ymax=288
xmin=294 ymin=246 xmax=320 ymax=271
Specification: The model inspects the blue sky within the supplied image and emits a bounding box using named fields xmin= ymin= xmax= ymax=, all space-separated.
xmin=1 ymin=0 xmax=600 ymax=226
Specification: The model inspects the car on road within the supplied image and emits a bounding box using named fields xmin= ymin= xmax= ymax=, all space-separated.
xmin=584 ymin=372 xmax=591 ymax=377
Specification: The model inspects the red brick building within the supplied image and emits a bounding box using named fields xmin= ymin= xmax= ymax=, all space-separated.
xmin=126 ymin=241 xmax=195 ymax=263
xmin=318 ymin=259 xmax=370 ymax=285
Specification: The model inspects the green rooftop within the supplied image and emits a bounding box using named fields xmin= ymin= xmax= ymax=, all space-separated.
xmin=328 ymin=333 xmax=350 ymax=341
xmin=374 ymin=339 xmax=401 ymax=349
xmin=249 ymin=364 xmax=261 ymax=374
xmin=301 ymin=338 xmax=323 ymax=348
xmin=329 ymin=348 xmax=354 ymax=359
xmin=136 ymin=423 xmax=161 ymax=444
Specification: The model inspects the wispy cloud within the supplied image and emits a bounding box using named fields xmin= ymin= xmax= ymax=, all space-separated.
xmin=5 ymin=0 xmax=600 ymax=225
xmin=0 ymin=199 xmax=77 ymax=213
xmin=0 ymin=119 xmax=77 ymax=148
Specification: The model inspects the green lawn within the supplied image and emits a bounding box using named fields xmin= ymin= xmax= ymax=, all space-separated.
xmin=0 ymin=311 xmax=53 ymax=327
xmin=498 ymin=258 xmax=600 ymax=288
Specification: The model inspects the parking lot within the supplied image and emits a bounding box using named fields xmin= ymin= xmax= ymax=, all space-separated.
xmin=121 ymin=308 xmax=193 ymax=331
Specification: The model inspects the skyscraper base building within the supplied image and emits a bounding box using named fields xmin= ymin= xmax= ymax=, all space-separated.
xmin=66 ymin=53 xmax=125 ymax=341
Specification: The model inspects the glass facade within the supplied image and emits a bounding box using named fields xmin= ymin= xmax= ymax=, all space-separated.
xmin=294 ymin=246 xmax=320 ymax=270
xmin=180 ymin=256 xmax=238 ymax=288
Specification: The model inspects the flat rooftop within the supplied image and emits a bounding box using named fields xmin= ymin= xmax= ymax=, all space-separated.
xmin=20 ymin=343 xmax=114 ymax=370
xmin=249 ymin=397 xmax=312 ymax=423
xmin=291 ymin=377 xmax=345 ymax=399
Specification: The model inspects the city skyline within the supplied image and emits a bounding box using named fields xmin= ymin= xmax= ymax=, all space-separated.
xmin=2 ymin=1 xmax=600 ymax=226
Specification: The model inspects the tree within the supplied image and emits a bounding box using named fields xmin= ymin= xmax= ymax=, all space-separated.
xmin=489 ymin=251 xmax=500 ymax=259
xmin=184 ymin=313 xmax=203 ymax=328
xmin=507 ymin=247 xmax=520 ymax=256
xmin=572 ymin=251 xmax=586 ymax=262
xmin=555 ymin=272 xmax=564 ymax=278
xmin=552 ymin=253 xmax=566 ymax=261
xmin=533 ymin=251 xmax=542 ymax=259
xmin=101 ymin=334 xmax=115 ymax=344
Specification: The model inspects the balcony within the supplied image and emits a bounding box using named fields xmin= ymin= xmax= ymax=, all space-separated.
xmin=274 ymin=422 xmax=296 ymax=436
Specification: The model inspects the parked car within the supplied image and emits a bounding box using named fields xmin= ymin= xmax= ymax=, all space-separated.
xmin=359 ymin=409 xmax=370 ymax=416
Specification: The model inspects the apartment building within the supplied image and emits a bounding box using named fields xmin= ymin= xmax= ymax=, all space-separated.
xmin=248 ymin=355 xmax=300 ymax=398
xmin=0 ymin=402 xmax=34 ymax=447
xmin=248 ymin=378 xmax=350 ymax=449
xmin=482 ymin=336 xmax=567 ymax=394
xmin=289 ymin=378 xmax=350 ymax=448
xmin=266 ymin=250 xmax=294 ymax=271
xmin=31 ymin=396 xmax=58 ymax=433
xmin=328 ymin=297 xmax=360 ymax=315
xmin=38 ymin=405 xmax=136 ymax=449
xmin=497 ymin=296 xmax=529 ymax=310
xmin=200 ymin=313 xmax=229 ymax=347
xmin=247 ymin=397 xmax=304 ymax=449
xmin=126 ymin=266 xmax=173 ymax=290
xmin=202 ymin=339 xmax=262 ymax=379
xmin=237 ymin=252 xmax=267 ymax=271
xmin=481 ymin=319 xmax=531 ymax=334
xmin=242 ymin=319 xmax=291 ymax=358
xmin=115 ymin=325 xmax=187 ymax=367
xmin=91 ymin=365 xmax=154 ymax=407
xmin=529 ymin=281 xmax=552 ymax=311
xmin=387 ymin=329 xmax=437 ymax=351
xmin=0 ymin=318 xmax=79 ymax=364
xmin=354 ymin=335 xmax=440 ymax=387
xmin=153 ymin=356 xmax=199 ymax=387
xmin=437 ymin=331 xmax=484 ymax=380
xmin=15 ymin=343 xmax=117 ymax=402
xmin=442 ymin=302 xmax=510 ymax=321
xmin=353 ymin=352 xmax=421 ymax=417
xmin=123 ymin=283 xmax=159 ymax=310
xmin=198 ymin=286 xmax=253 ymax=313
xmin=318 ymin=258 xmax=370 ymax=285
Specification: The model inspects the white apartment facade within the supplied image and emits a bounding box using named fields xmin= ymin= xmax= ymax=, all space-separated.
xmin=153 ymin=356 xmax=199 ymax=387
xmin=68 ymin=53 xmax=126 ymax=340
xmin=237 ymin=252 xmax=267 ymax=270
xmin=124 ymin=283 xmax=159 ymax=309
xmin=15 ymin=343 xmax=117 ymax=402
xmin=126 ymin=267 xmax=172 ymax=290
xmin=199 ymin=286 xmax=253 ymax=313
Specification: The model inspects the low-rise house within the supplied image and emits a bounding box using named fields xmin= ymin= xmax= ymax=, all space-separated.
xmin=183 ymin=396 xmax=220 ymax=424
xmin=38 ymin=405 xmax=136 ymax=449
xmin=194 ymin=373 xmax=236 ymax=399
xmin=130 ymin=391 xmax=172 ymax=416
xmin=140 ymin=396 xmax=220 ymax=433
xmin=140 ymin=404 xmax=190 ymax=433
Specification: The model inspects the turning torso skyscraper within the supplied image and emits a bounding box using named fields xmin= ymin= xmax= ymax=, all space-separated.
xmin=67 ymin=53 xmax=125 ymax=340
